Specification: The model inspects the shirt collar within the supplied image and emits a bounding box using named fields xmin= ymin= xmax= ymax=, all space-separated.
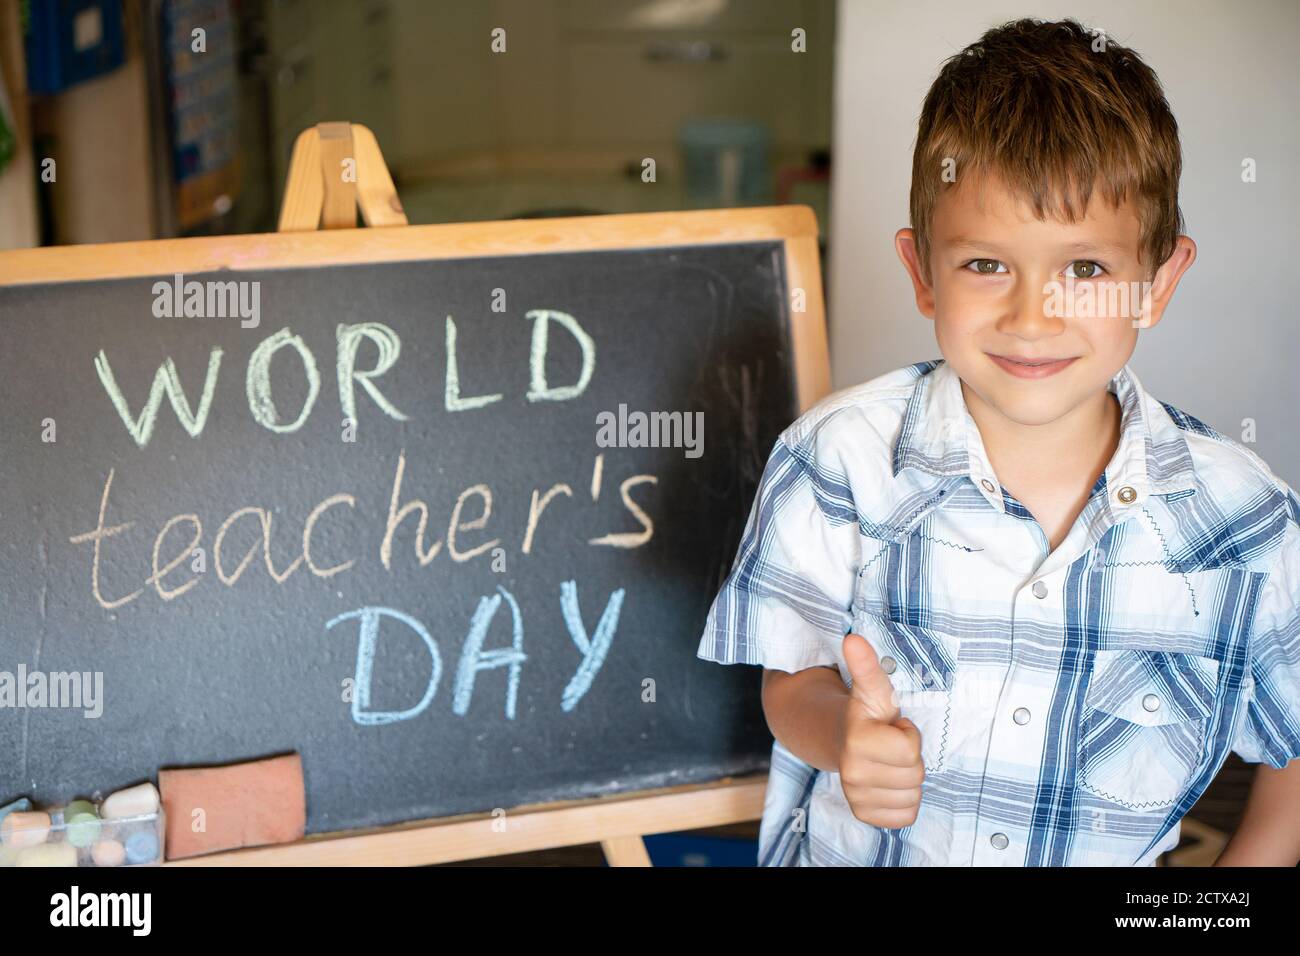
xmin=891 ymin=359 xmax=1199 ymax=513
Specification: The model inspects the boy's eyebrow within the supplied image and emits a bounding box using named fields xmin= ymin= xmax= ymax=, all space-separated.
xmin=1052 ymin=241 xmax=1133 ymax=259
xmin=941 ymin=236 xmax=1133 ymax=259
xmin=944 ymin=236 xmax=1009 ymax=254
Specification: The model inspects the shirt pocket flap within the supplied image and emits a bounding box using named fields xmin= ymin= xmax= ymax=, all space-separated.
xmin=854 ymin=616 xmax=958 ymax=693
xmin=1087 ymin=649 xmax=1219 ymax=728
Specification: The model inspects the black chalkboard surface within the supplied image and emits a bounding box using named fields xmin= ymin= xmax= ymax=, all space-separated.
xmin=0 ymin=211 xmax=824 ymax=837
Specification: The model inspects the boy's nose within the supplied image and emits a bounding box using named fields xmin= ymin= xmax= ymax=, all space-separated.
xmin=996 ymin=281 xmax=1065 ymax=340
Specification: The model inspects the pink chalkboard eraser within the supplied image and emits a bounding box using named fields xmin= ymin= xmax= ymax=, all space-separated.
xmin=159 ymin=753 xmax=306 ymax=860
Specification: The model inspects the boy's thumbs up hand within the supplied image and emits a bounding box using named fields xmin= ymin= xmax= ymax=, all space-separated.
xmin=837 ymin=633 xmax=925 ymax=829
xmin=843 ymin=628 xmax=902 ymax=722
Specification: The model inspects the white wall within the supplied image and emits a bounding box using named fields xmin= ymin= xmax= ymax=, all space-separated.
xmin=830 ymin=0 xmax=1300 ymax=484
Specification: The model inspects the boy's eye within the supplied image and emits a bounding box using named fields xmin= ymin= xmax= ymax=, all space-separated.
xmin=1066 ymin=260 xmax=1105 ymax=279
xmin=965 ymin=259 xmax=1007 ymax=275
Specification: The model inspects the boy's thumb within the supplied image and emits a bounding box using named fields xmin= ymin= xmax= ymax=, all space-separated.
xmin=842 ymin=632 xmax=900 ymax=723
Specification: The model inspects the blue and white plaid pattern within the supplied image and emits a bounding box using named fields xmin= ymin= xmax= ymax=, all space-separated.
xmin=698 ymin=359 xmax=1300 ymax=866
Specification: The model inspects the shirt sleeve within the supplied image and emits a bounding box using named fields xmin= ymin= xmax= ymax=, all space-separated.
xmin=696 ymin=434 xmax=861 ymax=673
xmin=1230 ymin=490 xmax=1300 ymax=768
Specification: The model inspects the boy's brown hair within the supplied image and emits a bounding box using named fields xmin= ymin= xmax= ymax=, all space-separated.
xmin=909 ymin=18 xmax=1184 ymax=277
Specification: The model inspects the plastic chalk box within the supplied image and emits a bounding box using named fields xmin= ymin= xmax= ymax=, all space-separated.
xmin=0 ymin=800 xmax=165 ymax=867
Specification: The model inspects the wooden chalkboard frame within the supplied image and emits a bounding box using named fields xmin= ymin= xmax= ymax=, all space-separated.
xmin=0 ymin=205 xmax=830 ymax=865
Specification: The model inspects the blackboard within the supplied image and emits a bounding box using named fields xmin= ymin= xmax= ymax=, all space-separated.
xmin=0 ymin=210 xmax=827 ymax=837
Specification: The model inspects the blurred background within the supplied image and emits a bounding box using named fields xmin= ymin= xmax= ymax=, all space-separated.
xmin=1 ymin=0 xmax=1294 ymax=866
xmin=0 ymin=0 xmax=833 ymax=242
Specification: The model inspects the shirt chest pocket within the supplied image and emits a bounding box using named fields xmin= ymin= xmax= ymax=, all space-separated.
xmin=1077 ymin=649 xmax=1220 ymax=812
xmin=851 ymin=614 xmax=960 ymax=774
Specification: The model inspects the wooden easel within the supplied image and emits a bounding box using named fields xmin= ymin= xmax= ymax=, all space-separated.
xmin=277 ymin=122 xmax=408 ymax=232
xmin=167 ymin=777 xmax=767 ymax=867
xmin=221 ymin=122 xmax=771 ymax=867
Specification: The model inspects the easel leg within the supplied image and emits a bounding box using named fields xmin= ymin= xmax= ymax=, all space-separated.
xmin=277 ymin=122 xmax=408 ymax=232
xmin=601 ymin=835 xmax=652 ymax=867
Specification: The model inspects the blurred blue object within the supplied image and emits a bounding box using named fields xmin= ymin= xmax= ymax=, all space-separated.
xmin=25 ymin=0 xmax=125 ymax=94
xmin=679 ymin=118 xmax=771 ymax=207
xmin=641 ymin=831 xmax=758 ymax=866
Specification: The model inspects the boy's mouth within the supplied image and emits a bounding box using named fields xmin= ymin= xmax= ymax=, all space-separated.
xmin=987 ymin=353 xmax=1078 ymax=379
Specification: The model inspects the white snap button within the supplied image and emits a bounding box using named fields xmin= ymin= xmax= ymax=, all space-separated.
xmin=1032 ymin=581 xmax=1048 ymax=599
xmin=1013 ymin=707 xmax=1031 ymax=725
xmin=880 ymin=656 xmax=897 ymax=675
xmin=1142 ymin=693 xmax=1160 ymax=712
xmin=980 ymin=478 xmax=996 ymax=493
xmin=990 ymin=832 xmax=1009 ymax=849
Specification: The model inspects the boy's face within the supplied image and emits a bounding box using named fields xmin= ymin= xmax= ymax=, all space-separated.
xmin=895 ymin=173 xmax=1195 ymax=430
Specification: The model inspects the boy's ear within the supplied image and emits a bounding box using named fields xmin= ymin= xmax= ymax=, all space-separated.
xmin=1137 ymin=236 xmax=1196 ymax=330
xmin=895 ymin=228 xmax=936 ymax=319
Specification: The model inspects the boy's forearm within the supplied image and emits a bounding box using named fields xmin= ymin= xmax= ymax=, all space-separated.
xmin=761 ymin=666 xmax=848 ymax=773
xmin=1214 ymin=758 xmax=1300 ymax=866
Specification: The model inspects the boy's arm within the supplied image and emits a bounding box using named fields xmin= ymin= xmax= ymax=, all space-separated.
xmin=762 ymin=637 xmax=927 ymax=828
xmin=1214 ymin=760 xmax=1300 ymax=866
xmin=762 ymin=666 xmax=850 ymax=772
xmin=1220 ymin=489 xmax=1300 ymax=865
xmin=697 ymin=432 xmax=925 ymax=825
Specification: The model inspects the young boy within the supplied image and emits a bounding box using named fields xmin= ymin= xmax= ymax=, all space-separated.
xmin=697 ymin=18 xmax=1300 ymax=866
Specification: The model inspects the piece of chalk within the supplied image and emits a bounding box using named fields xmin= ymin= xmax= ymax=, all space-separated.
xmin=66 ymin=799 xmax=96 ymax=818
xmin=66 ymin=811 xmax=101 ymax=848
xmin=17 ymin=842 xmax=77 ymax=867
xmin=0 ymin=811 xmax=51 ymax=848
xmin=102 ymin=782 xmax=160 ymax=820
xmin=0 ymin=798 xmax=32 ymax=826
xmin=91 ymin=839 xmax=126 ymax=867
xmin=124 ymin=829 xmax=160 ymax=865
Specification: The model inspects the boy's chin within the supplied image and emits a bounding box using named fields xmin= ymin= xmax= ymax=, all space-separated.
xmin=981 ymin=396 xmax=1081 ymax=428
xmin=963 ymin=376 xmax=1094 ymax=429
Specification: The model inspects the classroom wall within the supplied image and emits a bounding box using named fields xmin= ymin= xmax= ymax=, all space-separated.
xmin=829 ymin=0 xmax=1300 ymax=485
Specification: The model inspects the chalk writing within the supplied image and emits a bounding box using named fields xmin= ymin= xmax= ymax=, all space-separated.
xmin=68 ymin=454 xmax=658 ymax=610
xmin=93 ymin=314 xmax=596 ymax=445
xmin=326 ymin=581 xmax=622 ymax=725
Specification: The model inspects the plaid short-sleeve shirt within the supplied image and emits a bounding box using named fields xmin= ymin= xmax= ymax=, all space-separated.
xmin=697 ymin=359 xmax=1300 ymax=866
